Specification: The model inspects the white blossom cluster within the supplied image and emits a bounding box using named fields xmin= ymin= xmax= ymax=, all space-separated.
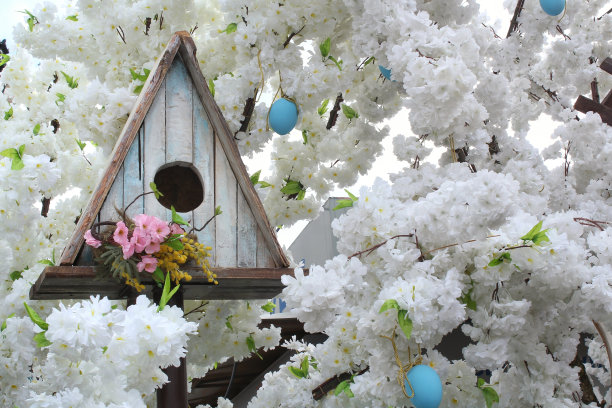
xmin=0 ymin=0 xmax=611 ymax=406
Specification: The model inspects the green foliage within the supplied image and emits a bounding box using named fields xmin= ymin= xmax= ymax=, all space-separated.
xmin=319 ymin=38 xmax=331 ymax=58
xmin=246 ymin=334 xmax=263 ymax=359
xmin=171 ymin=206 xmax=191 ymax=227
xmin=318 ymin=99 xmax=330 ymax=116
xmin=33 ymin=123 xmax=41 ymax=136
xmin=152 ymin=267 xmax=165 ymax=285
xmin=288 ymin=356 xmax=313 ymax=378
xmin=0 ymin=54 xmax=10 ymax=68
xmin=333 ymin=189 xmax=358 ymax=210
xmin=96 ymin=244 xmax=139 ymax=281
xmin=215 ymin=205 xmax=223 ymax=216
xmin=163 ymin=234 xmax=184 ymax=251
xmin=1 ymin=313 xmax=15 ymax=331
xmin=488 ymin=251 xmax=511 ymax=267
xmin=55 ymin=93 xmax=65 ymax=106
xmin=130 ymin=68 xmax=150 ymax=94
xmin=1 ymin=144 xmax=26 ymax=170
xmin=19 ymin=10 xmax=38 ymax=32
xmin=281 ymin=179 xmax=306 ymax=200
xmin=477 ymin=378 xmax=500 ymax=408
xmin=334 ymin=377 xmax=355 ymax=398
xmin=65 ymin=15 xmax=78 ymax=21
xmin=341 ymin=104 xmax=359 ymax=120
xmin=34 ymin=331 xmax=52 ymax=347
xmin=60 ymin=71 xmax=79 ymax=89
xmin=75 ymin=139 xmax=86 ymax=151
xmin=157 ymin=272 xmax=180 ymax=312
xmin=9 ymin=270 xmax=23 ymax=281
xmin=520 ymin=221 xmax=550 ymax=246
xmin=250 ymin=170 xmax=261 ymax=185
xmin=261 ymin=301 xmax=276 ymax=313
xmin=302 ymin=130 xmax=309 ymax=144
xmin=328 ymin=55 xmax=343 ymax=71
xmin=459 ymin=287 xmax=477 ymax=311
xmin=3 ymin=106 xmax=12 ymax=120
xmin=208 ymin=78 xmax=215 ymax=97
xmin=149 ymin=182 xmax=164 ymax=199
xmin=24 ymin=302 xmax=48 ymax=331
xmin=221 ymin=23 xmax=238 ymax=34
xmin=225 ymin=315 xmax=233 ymax=330
xmin=379 ymin=299 xmax=412 ymax=339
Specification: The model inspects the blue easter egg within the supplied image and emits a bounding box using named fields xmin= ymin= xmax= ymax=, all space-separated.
xmin=540 ymin=0 xmax=565 ymax=16
xmin=379 ymin=65 xmax=392 ymax=80
xmin=404 ymin=365 xmax=442 ymax=408
xmin=269 ymin=98 xmax=298 ymax=135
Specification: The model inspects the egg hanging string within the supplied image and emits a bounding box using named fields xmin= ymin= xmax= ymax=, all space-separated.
xmin=558 ymin=0 xmax=567 ymax=22
xmin=380 ymin=328 xmax=423 ymax=399
xmin=255 ymin=49 xmax=265 ymax=103
xmin=265 ymin=70 xmax=298 ymax=131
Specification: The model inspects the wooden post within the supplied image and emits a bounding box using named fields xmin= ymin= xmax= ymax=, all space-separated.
xmin=153 ymin=286 xmax=188 ymax=408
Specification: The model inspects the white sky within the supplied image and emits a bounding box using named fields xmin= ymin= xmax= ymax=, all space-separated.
xmin=0 ymin=1 xmax=559 ymax=247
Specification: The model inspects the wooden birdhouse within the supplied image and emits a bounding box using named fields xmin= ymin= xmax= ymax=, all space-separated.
xmin=30 ymin=32 xmax=293 ymax=301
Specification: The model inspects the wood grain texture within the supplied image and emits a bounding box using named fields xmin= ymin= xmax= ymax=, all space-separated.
xmin=601 ymin=57 xmax=612 ymax=75
xmin=143 ymin=79 xmax=168 ymax=220
xmin=176 ymin=32 xmax=289 ymax=268
xmin=165 ymin=55 xmax=194 ymax=164
xmin=59 ymin=33 xmax=182 ymax=265
xmin=123 ymin=127 xmax=144 ymax=218
xmin=574 ymin=95 xmax=612 ymax=126
xmin=237 ymin=193 xmax=257 ymax=267
xmin=99 ymin=164 xmax=124 ymax=222
xmin=192 ymin=86 xmax=216 ymax=264
xmin=214 ymin=135 xmax=238 ymax=267
xmin=256 ymin=228 xmax=275 ymax=268
xmin=30 ymin=265 xmax=298 ymax=300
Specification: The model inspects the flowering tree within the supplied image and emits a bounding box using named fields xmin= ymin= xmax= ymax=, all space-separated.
xmin=0 ymin=0 xmax=611 ymax=406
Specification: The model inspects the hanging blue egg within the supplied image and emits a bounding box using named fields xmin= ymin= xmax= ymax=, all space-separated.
xmin=404 ymin=365 xmax=443 ymax=408
xmin=379 ymin=65 xmax=392 ymax=80
xmin=540 ymin=0 xmax=565 ymax=16
xmin=268 ymin=98 xmax=298 ymax=135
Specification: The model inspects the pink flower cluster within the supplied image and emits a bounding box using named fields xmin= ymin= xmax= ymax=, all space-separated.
xmin=84 ymin=214 xmax=185 ymax=274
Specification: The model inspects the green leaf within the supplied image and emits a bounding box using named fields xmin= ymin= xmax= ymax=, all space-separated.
xmin=60 ymin=71 xmax=79 ymax=89
xmin=32 ymin=124 xmax=41 ymax=136
xmin=488 ymin=258 xmax=502 ymax=267
xmin=258 ymin=181 xmax=272 ymax=188
xmin=459 ymin=288 xmax=477 ymax=311
xmin=75 ymin=139 xmax=86 ymax=151
xmin=34 ymin=331 xmax=52 ymax=348
xmin=37 ymin=259 xmax=54 ymax=266
xmin=129 ymin=68 xmax=139 ymax=80
xmin=55 ymin=93 xmax=65 ymax=106
xmin=23 ymin=302 xmax=48 ymax=331
xmin=152 ymin=267 xmax=165 ymax=285
xmin=488 ymin=252 xmax=511 ymax=267
xmin=328 ymin=55 xmax=343 ymax=71
xmin=9 ymin=270 xmax=22 ymax=281
xmin=318 ymin=99 xmax=329 ymax=116
xmin=222 ymin=22 xmax=238 ymax=34
xmin=0 ymin=54 xmax=10 ymax=68
xmin=171 ymin=206 xmax=191 ymax=227
xmin=246 ymin=334 xmax=263 ymax=359
xmin=261 ymin=301 xmax=276 ymax=313
xmin=65 ymin=15 xmax=78 ymax=21
xmin=18 ymin=144 xmax=25 ymax=157
xmin=520 ymin=221 xmax=543 ymax=242
xmin=1 ymin=148 xmax=19 ymax=160
xmin=134 ymin=84 xmax=144 ymax=94
xmin=341 ymin=104 xmax=358 ymax=120
xmin=157 ymin=272 xmax=180 ymax=311
xmin=477 ymin=378 xmax=485 ymax=388
xmin=334 ymin=380 xmax=350 ymax=396
xmin=481 ymin=386 xmax=500 ymax=408
xmin=164 ymin=236 xmax=184 ymax=251
xmin=379 ymin=299 xmax=400 ymax=314
xmin=300 ymin=356 xmax=309 ymax=374
xmin=288 ymin=366 xmax=306 ymax=378
xmin=225 ymin=316 xmax=233 ymax=330
xmin=363 ymin=56 xmax=375 ymax=67
xmin=250 ymin=170 xmax=261 ymax=185
xmin=4 ymin=106 xmax=13 ymax=120
xmin=319 ymin=38 xmax=331 ymax=59
xmin=20 ymin=10 xmax=37 ymax=32
xmin=333 ymin=199 xmax=354 ymax=210
xmin=1 ymin=313 xmax=15 ymax=332
xmin=302 ymin=130 xmax=308 ymax=144
xmin=10 ymin=157 xmax=24 ymax=171
xmin=345 ymin=189 xmax=358 ymax=201
xmin=208 ymin=78 xmax=215 ymax=97
xmin=397 ymin=309 xmax=413 ymax=339
xmin=102 ymin=346 xmax=108 ymax=353
xmin=149 ymin=182 xmax=163 ymax=199
xmin=296 ymin=189 xmax=306 ymax=201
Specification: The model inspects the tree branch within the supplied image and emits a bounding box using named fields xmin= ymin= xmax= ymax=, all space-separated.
xmin=311 ymin=367 xmax=368 ymax=400
xmin=235 ymin=88 xmax=258 ymax=137
xmin=283 ymin=25 xmax=305 ymax=48
xmin=348 ymin=234 xmax=414 ymax=260
xmin=506 ymin=0 xmax=525 ymax=38
xmin=326 ymin=93 xmax=343 ymax=130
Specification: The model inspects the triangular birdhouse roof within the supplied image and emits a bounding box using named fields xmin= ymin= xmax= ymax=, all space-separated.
xmin=31 ymin=32 xmax=292 ymax=301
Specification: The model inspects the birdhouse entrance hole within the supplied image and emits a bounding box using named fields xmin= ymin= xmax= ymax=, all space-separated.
xmin=154 ymin=163 xmax=204 ymax=212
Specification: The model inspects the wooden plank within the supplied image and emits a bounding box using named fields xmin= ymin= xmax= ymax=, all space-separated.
xmin=29 ymin=266 xmax=297 ymax=300
xmin=237 ymin=193 xmax=257 ymax=267
xmin=100 ymin=164 xmax=124 ymax=222
xmin=574 ymin=95 xmax=612 ymax=126
xmin=165 ymin=55 xmax=193 ymax=164
xmin=256 ymin=228 xmax=276 ymax=268
xmin=215 ymin=135 xmax=238 ymax=267
xmin=602 ymin=90 xmax=612 ymax=108
xmin=59 ymin=33 xmax=182 ymax=265
xmin=176 ymin=32 xmax=289 ymax=268
xmin=192 ymin=85 xmax=216 ymax=265
xmin=123 ymin=127 xmax=144 ymax=218
xmin=601 ymin=57 xmax=612 ymax=75
xmin=143 ymin=79 xmax=168 ymax=221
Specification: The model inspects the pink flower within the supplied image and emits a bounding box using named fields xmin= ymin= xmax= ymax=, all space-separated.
xmin=145 ymin=239 xmax=161 ymax=254
xmin=137 ymin=255 xmax=158 ymax=273
xmin=131 ymin=229 xmax=150 ymax=253
xmin=84 ymin=230 xmax=102 ymax=248
xmin=113 ymin=221 xmax=129 ymax=245
xmin=170 ymin=224 xmax=185 ymax=235
xmin=149 ymin=219 xmax=170 ymax=243
xmin=121 ymin=241 xmax=135 ymax=259
xmin=133 ymin=214 xmax=155 ymax=233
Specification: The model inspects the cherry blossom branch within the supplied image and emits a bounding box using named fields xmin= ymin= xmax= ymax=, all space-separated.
xmin=574 ymin=217 xmax=610 ymax=231
xmin=235 ymin=88 xmax=258 ymax=138
xmin=283 ymin=25 xmax=305 ymax=48
xmin=183 ymin=301 xmax=209 ymax=317
xmin=506 ymin=0 xmax=525 ymax=38
xmin=423 ymin=235 xmax=501 ymax=255
xmin=593 ymin=320 xmax=612 ymax=405
xmin=326 ymin=93 xmax=344 ymax=130
xmin=348 ymin=234 xmax=414 ymax=260
xmin=311 ymin=366 xmax=369 ymax=400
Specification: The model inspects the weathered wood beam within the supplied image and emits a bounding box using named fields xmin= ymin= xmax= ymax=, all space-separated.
xmin=574 ymin=95 xmax=612 ymax=126
xmin=30 ymin=266 xmax=298 ymax=300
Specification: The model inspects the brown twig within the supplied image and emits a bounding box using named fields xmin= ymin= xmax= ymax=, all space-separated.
xmin=190 ymin=212 xmax=219 ymax=233
xmin=564 ymin=141 xmax=571 ymax=178
xmin=184 ymin=301 xmax=209 ymax=317
xmin=556 ymin=25 xmax=571 ymax=40
xmin=592 ymin=79 xmax=600 ymax=103
xmin=116 ymin=26 xmax=126 ymax=44
xmin=235 ymin=88 xmax=258 ymax=137
xmin=123 ymin=191 xmax=155 ymax=221
xmin=326 ymin=93 xmax=343 ymax=130
xmin=482 ymin=23 xmax=501 ymax=39
xmin=144 ymin=17 xmax=151 ymax=35
xmin=598 ymin=7 xmax=612 ymax=20
xmin=573 ymin=217 xmax=610 ymax=231
xmin=283 ymin=25 xmax=305 ymax=48
xmin=593 ymin=320 xmax=612 ymax=405
xmin=41 ymin=197 xmax=51 ymax=217
xmin=311 ymin=367 xmax=369 ymax=401
xmin=89 ymin=221 xmax=120 ymax=241
xmin=423 ymin=235 xmax=501 ymax=256
xmin=348 ymin=234 xmax=414 ymax=260
xmin=507 ymin=0 xmax=525 ymax=38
